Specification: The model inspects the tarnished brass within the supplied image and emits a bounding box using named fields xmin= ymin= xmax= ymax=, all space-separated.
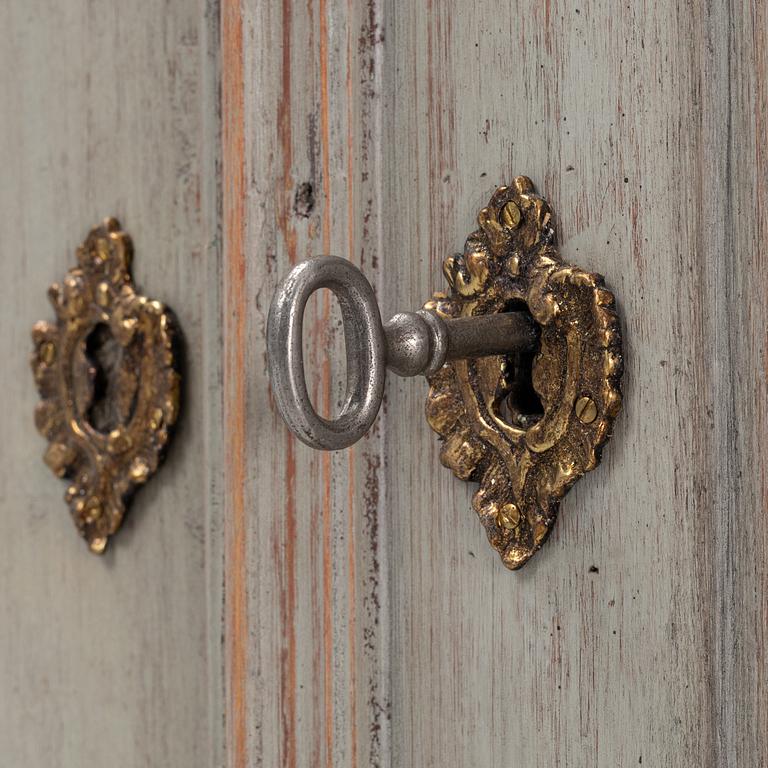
xmin=31 ymin=219 xmax=181 ymax=553
xmin=424 ymin=177 xmax=623 ymax=569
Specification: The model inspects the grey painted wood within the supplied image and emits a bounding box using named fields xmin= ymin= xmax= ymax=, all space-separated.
xmin=2 ymin=1 xmax=765 ymax=766
xmin=380 ymin=1 xmax=768 ymax=766
xmin=229 ymin=1 xmax=768 ymax=766
xmin=0 ymin=1 xmax=224 ymax=767
xmin=226 ymin=1 xmax=391 ymax=765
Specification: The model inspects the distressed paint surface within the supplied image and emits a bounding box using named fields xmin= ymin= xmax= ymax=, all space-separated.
xmin=381 ymin=2 xmax=768 ymax=766
xmin=0 ymin=1 xmax=224 ymax=766
xmin=223 ymin=1 xmax=390 ymax=766
xmin=226 ymin=1 xmax=768 ymax=766
xmin=1 ymin=0 xmax=766 ymax=766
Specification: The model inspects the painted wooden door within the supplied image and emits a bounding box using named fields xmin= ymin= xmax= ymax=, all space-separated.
xmin=2 ymin=1 xmax=767 ymax=767
xmin=224 ymin=1 xmax=768 ymax=767
xmin=0 ymin=1 xmax=224 ymax=766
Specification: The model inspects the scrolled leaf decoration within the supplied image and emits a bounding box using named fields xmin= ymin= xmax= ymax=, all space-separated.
xmin=31 ymin=219 xmax=180 ymax=553
xmin=424 ymin=177 xmax=623 ymax=569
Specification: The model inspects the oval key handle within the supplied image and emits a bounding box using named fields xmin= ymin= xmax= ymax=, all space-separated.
xmin=267 ymin=257 xmax=387 ymax=450
xmin=267 ymin=178 xmax=624 ymax=570
xmin=267 ymin=256 xmax=537 ymax=450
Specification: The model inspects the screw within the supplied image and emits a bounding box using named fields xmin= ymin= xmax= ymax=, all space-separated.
xmin=575 ymin=396 xmax=598 ymax=424
xmin=496 ymin=502 xmax=520 ymax=530
xmin=501 ymin=201 xmax=522 ymax=229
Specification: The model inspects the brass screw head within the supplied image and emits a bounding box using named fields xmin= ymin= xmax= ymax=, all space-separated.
xmin=501 ymin=201 xmax=522 ymax=229
xmin=496 ymin=502 xmax=520 ymax=530
xmin=575 ymin=396 xmax=598 ymax=424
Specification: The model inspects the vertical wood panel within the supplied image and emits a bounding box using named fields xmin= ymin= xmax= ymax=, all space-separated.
xmin=722 ymin=1 xmax=768 ymax=763
xmin=224 ymin=1 xmax=390 ymax=765
xmin=0 ymin=1 xmax=224 ymax=766
xmin=6 ymin=0 xmax=762 ymax=765
xmin=227 ymin=1 xmax=767 ymax=766
xmin=380 ymin=1 xmax=768 ymax=766
xmin=222 ymin=2 xmax=248 ymax=767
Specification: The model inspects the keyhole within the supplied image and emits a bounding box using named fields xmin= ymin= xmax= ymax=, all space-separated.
xmin=502 ymin=349 xmax=544 ymax=429
xmin=84 ymin=323 xmax=137 ymax=433
xmin=500 ymin=302 xmax=543 ymax=429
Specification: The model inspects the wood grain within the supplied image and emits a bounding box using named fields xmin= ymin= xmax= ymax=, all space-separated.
xmin=222 ymin=1 xmax=248 ymax=766
xmin=0 ymin=1 xmax=224 ymax=766
xmin=227 ymin=0 xmax=767 ymax=766
xmin=2 ymin=0 xmax=766 ymax=766
xmin=380 ymin=1 xmax=768 ymax=766
xmin=224 ymin=1 xmax=390 ymax=765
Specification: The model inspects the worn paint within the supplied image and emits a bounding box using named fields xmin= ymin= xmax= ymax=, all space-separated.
xmin=222 ymin=1 xmax=247 ymax=767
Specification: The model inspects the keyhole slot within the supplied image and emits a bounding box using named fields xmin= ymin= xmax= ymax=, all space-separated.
xmin=84 ymin=323 xmax=138 ymax=434
xmin=500 ymin=301 xmax=543 ymax=429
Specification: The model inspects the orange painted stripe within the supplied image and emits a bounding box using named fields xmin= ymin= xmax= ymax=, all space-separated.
xmin=222 ymin=1 xmax=247 ymax=767
xmin=318 ymin=0 xmax=334 ymax=764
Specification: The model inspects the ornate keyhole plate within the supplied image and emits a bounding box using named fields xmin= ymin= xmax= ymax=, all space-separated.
xmin=424 ymin=177 xmax=623 ymax=569
xmin=31 ymin=218 xmax=181 ymax=553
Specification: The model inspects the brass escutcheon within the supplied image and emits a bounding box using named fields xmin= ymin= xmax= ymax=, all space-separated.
xmin=31 ymin=219 xmax=181 ymax=553
xmin=267 ymin=176 xmax=624 ymax=570
xmin=424 ymin=177 xmax=623 ymax=569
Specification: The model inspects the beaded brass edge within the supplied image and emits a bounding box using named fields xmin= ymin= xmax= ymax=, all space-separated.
xmin=424 ymin=177 xmax=623 ymax=569
xmin=31 ymin=219 xmax=180 ymax=553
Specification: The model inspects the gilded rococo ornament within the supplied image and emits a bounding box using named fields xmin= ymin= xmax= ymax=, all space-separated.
xmin=424 ymin=177 xmax=623 ymax=569
xmin=31 ymin=219 xmax=180 ymax=553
